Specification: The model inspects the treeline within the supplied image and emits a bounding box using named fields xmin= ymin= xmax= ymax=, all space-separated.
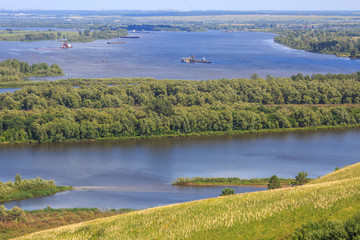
xmin=125 ymin=24 xmax=207 ymax=32
xmin=0 ymin=31 xmax=63 ymax=41
xmin=274 ymin=29 xmax=360 ymax=58
xmin=68 ymin=27 xmax=128 ymax=42
xmin=2 ymin=73 xmax=360 ymax=110
xmin=0 ymin=101 xmax=359 ymax=143
xmin=0 ymin=174 xmax=70 ymax=202
xmin=1 ymin=74 xmax=360 ymax=143
xmin=0 ymin=59 xmax=63 ymax=82
xmin=0 ymin=27 xmax=128 ymax=42
xmin=172 ymin=177 xmax=293 ymax=186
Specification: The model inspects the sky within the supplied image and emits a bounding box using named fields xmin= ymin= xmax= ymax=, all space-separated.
xmin=1 ymin=0 xmax=360 ymax=11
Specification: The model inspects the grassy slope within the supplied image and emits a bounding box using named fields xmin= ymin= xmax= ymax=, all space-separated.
xmin=309 ymin=162 xmax=360 ymax=185
xmin=18 ymin=163 xmax=360 ymax=240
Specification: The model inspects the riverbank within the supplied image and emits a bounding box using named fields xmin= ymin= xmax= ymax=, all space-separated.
xmin=0 ymin=123 xmax=358 ymax=145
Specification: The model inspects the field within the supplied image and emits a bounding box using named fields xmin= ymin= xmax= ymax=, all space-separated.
xmin=17 ymin=162 xmax=360 ymax=240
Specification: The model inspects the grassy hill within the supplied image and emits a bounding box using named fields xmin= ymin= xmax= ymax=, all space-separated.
xmin=309 ymin=162 xmax=360 ymax=185
xmin=18 ymin=163 xmax=360 ymax=240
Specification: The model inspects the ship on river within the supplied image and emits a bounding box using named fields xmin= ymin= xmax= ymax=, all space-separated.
xmin=181 ymin=55 xmax=212 ymax=64
xmin=60 ymin=41 xmax=72 ymax=49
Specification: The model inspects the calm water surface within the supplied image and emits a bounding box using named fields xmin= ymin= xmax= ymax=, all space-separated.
xmin=0 ymin=31 xmax=359 ymax=80
xmin=0 ymin=88 xmax=21 ymax=94
xmin=1 ymin=129 xmax=359 ymax=210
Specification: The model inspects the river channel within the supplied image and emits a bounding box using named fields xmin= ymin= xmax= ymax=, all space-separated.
xmin=0 ymin=31 xmax=359 ymax=81
xmin=1 ymin=128 xmax=359 ymax=210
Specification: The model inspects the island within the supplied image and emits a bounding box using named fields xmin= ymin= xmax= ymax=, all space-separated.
xmin=172 ymin=177 xmax=293 ymax=187
xmin=0 ymin=174 xmax=71 ymax=203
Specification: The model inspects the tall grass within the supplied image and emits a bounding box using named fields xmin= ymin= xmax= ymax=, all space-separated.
xmin=18 ymin=162 xmax=360 ymax=240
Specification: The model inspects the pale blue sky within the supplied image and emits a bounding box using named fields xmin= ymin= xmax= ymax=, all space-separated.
xmin=2 ymin=0 xmax=360 ymax=11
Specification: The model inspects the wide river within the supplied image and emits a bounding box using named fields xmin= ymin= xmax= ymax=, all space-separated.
xmin=0 ymin=31 xmax=359 ymax=80
xmin=1 ymin=129 xmax=360 ymax=210
xmin=1 ymin=31 xmax=360 ymax=210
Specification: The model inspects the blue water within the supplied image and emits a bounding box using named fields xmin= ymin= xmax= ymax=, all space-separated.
xmin=1 ymin=129 xmax=360 ymax=210
xmin=0 ymin=88 xmax=21 ymax=93
xmin=0 ymin=31 xmax=359 ymax=81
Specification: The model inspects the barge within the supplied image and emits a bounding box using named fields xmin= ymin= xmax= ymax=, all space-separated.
xmin=181 ymin=55 xmax=212 ymax=64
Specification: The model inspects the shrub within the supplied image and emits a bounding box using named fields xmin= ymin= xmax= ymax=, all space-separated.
xmin=292 ymin=171 xmax=310 ymax=186
xmin=220 ymin=188 xmax=235 ymax=196
xmin=293 ymin=212 xmax=360 ymax=239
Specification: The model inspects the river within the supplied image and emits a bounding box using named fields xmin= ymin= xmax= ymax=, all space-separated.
xmin=1 ymin=128 xmax=359 ymax=210
xmin=0 ymin=31 xmax=359 ymax=81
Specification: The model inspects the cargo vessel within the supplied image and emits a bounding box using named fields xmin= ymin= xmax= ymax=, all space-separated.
xmin=181 ymin=55 xmax=212 ymax=64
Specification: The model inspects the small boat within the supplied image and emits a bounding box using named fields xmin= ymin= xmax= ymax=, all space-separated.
xmin=107 ymin=42 xmax=126 ymax=44
xmin=60 ymin=41 xmax=72 ymax=49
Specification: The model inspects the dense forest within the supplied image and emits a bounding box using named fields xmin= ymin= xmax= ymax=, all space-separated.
xmin=274 ymin=29 xmax=360 ymax=58
xmin=0 ymin=59 xmax=63 ymax=82
xmin=0 ymin=73 xmax=360 ymax=143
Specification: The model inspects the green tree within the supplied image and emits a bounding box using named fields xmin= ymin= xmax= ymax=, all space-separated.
xmin=267 ymin=175 xmax=281 ymax=189
xmin=15 ymin=174 xmax=22 ymax=185
xmin=292 ymin=171 xmax=310 ymax=186
xmin=0 ymin=205 xmax=8 ymax=223
xmin=220 ymin=188 xmax=235 ymax=196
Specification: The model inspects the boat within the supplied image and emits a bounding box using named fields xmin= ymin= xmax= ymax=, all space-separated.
xmin=60 ymin=41 xmax=72 ymax=49
xmin=181 ymin=55 xmax=212 ymax=64
xmin=181 ymin=55 xmax=196 ymax=63
xmin=107 ymin=42 xmax=126 ymax=44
